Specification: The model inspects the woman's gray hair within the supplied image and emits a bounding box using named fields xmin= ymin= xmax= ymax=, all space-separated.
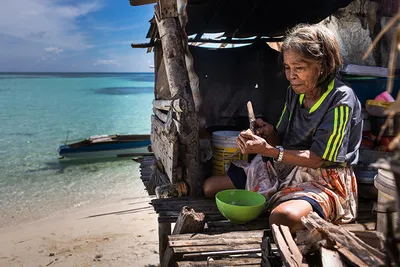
xmin=281 ymin=23 xmax=342 ymax=89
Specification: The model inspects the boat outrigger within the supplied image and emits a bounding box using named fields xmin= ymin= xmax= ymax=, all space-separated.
xmin=58 ymin=134 xmax=152 ymax=159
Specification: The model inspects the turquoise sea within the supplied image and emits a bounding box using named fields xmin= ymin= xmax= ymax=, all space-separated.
xmin=0 ymin=73 xmax=154 ymax=228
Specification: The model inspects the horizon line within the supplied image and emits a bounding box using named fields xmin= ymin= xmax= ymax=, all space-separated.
xmin=0 ymin=71 xmax=155 ymax=73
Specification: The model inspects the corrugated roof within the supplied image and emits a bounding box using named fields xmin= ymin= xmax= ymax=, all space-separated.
xmin=183 ymin=0 xmax=354 ymax=38
xmin=131 ymin=0 xmax=354 ymax=38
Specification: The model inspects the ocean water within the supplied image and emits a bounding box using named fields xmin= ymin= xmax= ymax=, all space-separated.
xmin=0 ymin=73 xmax=154 ymax=228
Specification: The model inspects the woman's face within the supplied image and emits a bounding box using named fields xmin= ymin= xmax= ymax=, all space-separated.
xmin=283 ymin=50 xmax=322 ymax=95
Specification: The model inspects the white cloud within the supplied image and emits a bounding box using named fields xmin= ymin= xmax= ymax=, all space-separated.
xmin=93 ymin=59 xmax=119 ymax=66
xmin=0 ymin=0 xmax=102 ymax=50
xmin=45 ymin=47 xmax=63 ymax=54
xmin=91 ymin=25 xmax=142 ymax=32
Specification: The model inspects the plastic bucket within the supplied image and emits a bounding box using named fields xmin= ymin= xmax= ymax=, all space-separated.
xmin=211 ymin=131 xmax=247 ymax=175
xmin=374 ymin=168 xmax=398 ymax=234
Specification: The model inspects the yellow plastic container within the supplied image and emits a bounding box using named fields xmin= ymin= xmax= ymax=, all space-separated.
xmin=211 ymin=131 xmax=247 ymax=175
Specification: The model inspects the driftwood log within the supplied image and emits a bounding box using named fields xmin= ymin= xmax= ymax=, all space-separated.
xmin=300 ymin=212 xmax=385 ymax=267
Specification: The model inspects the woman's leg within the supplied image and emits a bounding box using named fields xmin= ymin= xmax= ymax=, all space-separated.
xmin=269 ymin=199 xmax=313 ymax=234
xmin=203 ymin=175 xmax=236 ymax=198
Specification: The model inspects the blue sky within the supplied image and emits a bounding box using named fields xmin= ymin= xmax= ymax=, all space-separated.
xmin=0 ymin=0 xmax=154 ymax=72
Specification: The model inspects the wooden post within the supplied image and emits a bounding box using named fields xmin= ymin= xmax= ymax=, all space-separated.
xmin=154 ymin=0 xmax=202 ymax=196
xmin=159 ymin=222 xmax=171 ymax=264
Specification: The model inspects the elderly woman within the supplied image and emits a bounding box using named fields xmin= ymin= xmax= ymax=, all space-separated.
xmin=203 ymin=24 xmax=363 ymax=233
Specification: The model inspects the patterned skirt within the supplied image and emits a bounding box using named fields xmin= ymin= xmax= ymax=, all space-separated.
xmin=231 ymin=154 xmax=358 ymax=224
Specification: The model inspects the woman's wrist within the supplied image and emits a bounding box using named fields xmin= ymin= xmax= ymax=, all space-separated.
xmin=261 ymin=143 xmax=278 ymax=158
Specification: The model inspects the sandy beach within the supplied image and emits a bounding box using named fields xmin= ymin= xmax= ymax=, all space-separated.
xmin=0 ymin=192 xmax=160 ymax=267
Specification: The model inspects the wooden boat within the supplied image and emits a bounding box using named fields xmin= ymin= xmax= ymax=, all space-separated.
xmin=58 ymin=134 xmax=152 ymax=159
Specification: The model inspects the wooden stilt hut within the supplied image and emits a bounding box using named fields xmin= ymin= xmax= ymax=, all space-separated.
xmin=130 ymin=0 xmax=399 ymax=266
xmin=131 ymin=0 xmax=355 ymax=196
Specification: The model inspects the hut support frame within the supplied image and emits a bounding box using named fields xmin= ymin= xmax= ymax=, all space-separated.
xmin=152 ymin=0 xmax=202 ymax=196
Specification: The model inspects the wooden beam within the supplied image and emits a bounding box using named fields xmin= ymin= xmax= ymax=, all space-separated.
xmin=301 ymin=212 xmax=385 ymax=266
xmin=320 ymin=247 xmax=344 ymax=267
xmin=350 ymin=230 xmax=385 ymax=250
xmin=155 ymin=2 xmax=202 ymax=196
xmin=131 ymin=38 xmax=285 ymax=49
xmin=280 ymin=225 xmax=305 ymax=265
xmin=174 ymin=244 xmax=260 ymax=254
xmin=169 ymin=237 xmax=262 ymax=247
xmin=188 ymin=37 xmax=283 ymax=44
xmin=153 ymin=99 xmax=185 ymax=112
xmin=271 ymin=224 xmax=308 ymax=267
xmin=159 ymin=222 xmax=172 ymax=265
xmin=153 ymin=99 xmax=172 ymax=111
xmin=130 ymin=0 xmax=157 ymax=6
xmin=177 ymin=257 xmax=261 ymax=267
xmin=131 ymin=42 xmax=154 ymax=48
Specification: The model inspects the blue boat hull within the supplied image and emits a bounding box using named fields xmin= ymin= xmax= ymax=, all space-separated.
xmin=58 ymin=135 xmax=152 ymax=159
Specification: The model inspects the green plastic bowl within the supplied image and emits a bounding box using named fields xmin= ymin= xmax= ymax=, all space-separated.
xmin=215 ymin=189 xmax=266 ymax=224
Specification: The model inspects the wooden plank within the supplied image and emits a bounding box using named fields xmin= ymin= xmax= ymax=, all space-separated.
xmin=151 ymin=196 xmax=215 ymax=205
xmin=153 ymin=99 xmax=172 ymax=111
xmin=177 ymin=257 xmax=261 ymax=266
xmin=158 ymin=214 xmax=226 ymax=223
xmin=131 ymin=42 xmax=153 ymax=48
xmin=335 ymin=246 xmax=368 ymax=267
xmin=153 ymin=99 xmax=185 ymax=112
xmin=349 ymin=230 xmax=385 ymax=250
xmin=182 ymin=249 xmax=262 ymax=258
xmin=153 ymin=204 xmax=218 ymax=211
xmin=320 ymin=247 xmax=344 ymax=267
xmin=153 ymin=107 xmax=168 ymax=122
xmin=169 ymin=230 xmax=265 ymax=241
xmin=170 ymin=237 xmax=261 ymax=247
xmin=151 ymin=115 xmax=178 ymax=182
xmin=173 ymin=244 xmax=261 ymax=254
xmin=159 ymin=222 xmax=172 ymax=265
xmin=160 ymin=210 xmax=221 ymax=217
xmin=155 ymin=204 xmax=219 ymax=212
xmin=271 ymin=224 xmax=303 ymax=267
xmin=154 ymin=45 xmax=171 ymax=100
xmin=301 ymin=212 xmax=385 ymax=266
xmin=340 ymin=222 xmax=376 ymax=231
xmin=130 ymin=0 xmax=156 ymax=6
xmin=280 ymin=225 xmax=307 ymax=266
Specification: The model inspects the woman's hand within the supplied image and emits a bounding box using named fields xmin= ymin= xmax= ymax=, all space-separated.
xmin=236 ymin=129 xmax=273 ymax=155
xmin=255 ymin=118 xmax=275 ymax=139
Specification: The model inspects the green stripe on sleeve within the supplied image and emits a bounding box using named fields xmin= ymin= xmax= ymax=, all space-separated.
xmin=328 ymin=106 xmax=345 ymax=161
xmin=323 ymin=107 xmax=339 ymax=159
xmin=333 ymin=106 xmax=350 ymax=161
